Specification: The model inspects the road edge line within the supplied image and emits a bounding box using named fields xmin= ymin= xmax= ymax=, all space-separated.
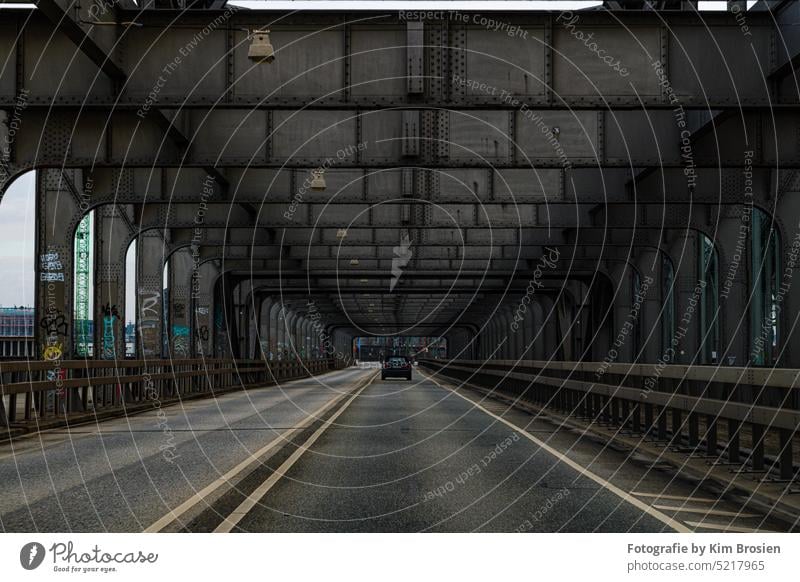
xmin=420 ymin=369 xmax=691 ymax=533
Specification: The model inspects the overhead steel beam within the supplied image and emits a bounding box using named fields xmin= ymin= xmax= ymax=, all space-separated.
xmin=3 ymin=109 xmax=800 ymax=182
xmin=2 ymin=10 xmax=783 ymax=108
xmin=31 ymin=0 xmax=230 ymax=192
xmin=34 ymin=0 xmax=127 ymax=82
xmin=5 ymin=108 xmax=793 ymax=175
xmin=122 ymin=198 xmax=721 ymax=230
xmin=80 ymin=166 xmax=777 ymax=207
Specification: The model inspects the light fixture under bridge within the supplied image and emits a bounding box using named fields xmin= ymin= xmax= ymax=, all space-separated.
xmin=249 ymin=29 xmax=275 ymax=64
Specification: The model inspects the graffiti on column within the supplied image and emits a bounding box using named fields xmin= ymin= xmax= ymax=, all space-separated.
xmin=193 ymin=305 xmax=210 ymax=354
xmin=174 ymin=303 xmax=185 ymax=319
xmin=40 ymin=310 xmax=68 ymax=338
xmin=173 ymin=325 xmax=190 ymax=357
xmin=101 ymin=303 xmax=119 ymax=359
xmin=39 ymin=252 xmax=64 ymax=282
xmin=40 ymin=308 xmax=67 ymax=365
xmin=42 ymin=342 xmax=63 ymax=362
xmin=138 ymin=290 xmax=160 ymax=357
xmin=172 ymin=302 xmax=189 ymax=357
xmin=213 ymin=303 xmax=226 ymax=357
xmin=40 ymin=264 xmax=67 ymax=402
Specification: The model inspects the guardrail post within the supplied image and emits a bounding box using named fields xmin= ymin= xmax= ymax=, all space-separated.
xmin=726 ymin=419 xmax=741 ymax=463
xmin=643 ymin=402 xmax=653 ymax=435
xmin=688 ymin=412 xmax=699 ymax=449
xmin=610 ymin=397 xmax=619 ymax=425
xmin=620 ymin=399 xmax=630 ymax=430
xmin=0 ymin=389 xmax=9 ymax=428
xmin=750 ymin=423 xmax=765 ymax=470
xmin=599 ymin=395 xmax=609 ymax=424
xmin=631 ymin=402 xmax=641 ymax=434
xmin=584 ymin=392 xmax=593 ymax=420
xmin=671 ymin=409 xmax=682 ymax=445
xmin=705 ymin=414 xmax=717 ymax=455
xmin=587 ymin=393 xmax=598 ymax=421
xmin=778 ymin=428 xmax=795 ymax=480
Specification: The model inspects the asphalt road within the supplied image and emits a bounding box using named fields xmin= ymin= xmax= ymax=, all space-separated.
xmin=0 ymin=367 xmax=793 ymax=532
xmin=0 ymin=367 xmax=370 ymax=532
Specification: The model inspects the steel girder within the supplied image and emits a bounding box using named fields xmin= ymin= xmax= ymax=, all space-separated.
xmin=0 ymin=10 xmax=785 ymax=108
xmin=44 ymin=166 xmax=779 ymax=208
xmin=1 ymin=108 xmax=795 ymax=182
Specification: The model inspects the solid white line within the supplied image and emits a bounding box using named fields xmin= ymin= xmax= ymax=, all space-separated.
xmin=651 ymin=505 xmax=759 ymax=518
xmin=213 ymin=372 xmax=377 ymax=533
xmin=630 ymin=492 xmax=717 ymax=503
xmin=420 ymin=370 xmax=691 ymax=533
xmin=685 ymin=520 xmax=777 ymax=533
xmin=144 ymin=370 xmax=374 ymax=533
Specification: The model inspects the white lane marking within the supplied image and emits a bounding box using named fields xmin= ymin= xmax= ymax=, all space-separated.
xmin=685 ymin=520 xmax=778 ymax=533
xmin=145 ymin=371 xmax=374 ymax=533
xmin=631 ymin=492 xmax=717 ymax=503
xmin=421 ymin=370 xmax=691 ymax=533
xmin=651 ymin=504 xmax=759 ymax=518
xmin=213 ymin=373 xmax=377 ymax=533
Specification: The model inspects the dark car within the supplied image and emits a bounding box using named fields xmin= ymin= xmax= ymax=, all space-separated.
xmin=381 ymin=356 xmax=412 ymax=381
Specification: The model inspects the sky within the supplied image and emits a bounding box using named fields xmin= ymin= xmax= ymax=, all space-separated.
xmin=0 ymin=172 xmax=35 ymax=307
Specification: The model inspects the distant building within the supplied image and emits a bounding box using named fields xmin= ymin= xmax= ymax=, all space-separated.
xmin=0 ymin=307 xmax=35 ymax=358
xmin=125 ymin=322 xmax=136 ymax=358
xmin=0 ymin=307 xmax=34 ymax=337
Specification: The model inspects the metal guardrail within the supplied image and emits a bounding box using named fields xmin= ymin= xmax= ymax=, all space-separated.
xmin=0 ymin=357 xmax=339 ymax=433
xmin=421 ymin=359 xmax=800 ymax=483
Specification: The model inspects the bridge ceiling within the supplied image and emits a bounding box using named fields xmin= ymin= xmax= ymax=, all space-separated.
xmin=4 ymin=6 xmax=795 ymax=335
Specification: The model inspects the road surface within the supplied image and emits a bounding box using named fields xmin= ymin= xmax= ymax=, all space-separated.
xmin=0 ymin=367 xmax=792 ymax=533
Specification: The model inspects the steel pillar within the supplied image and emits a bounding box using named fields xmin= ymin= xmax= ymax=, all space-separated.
xmin=665 ymin=232 xmax=701 ymax=365
xmin=258 ymin=297 xmax=274 ymax=359
xmin=94 ymin=205 xmax=131 ymax=360
xmin=635 ymin=249 xmax=664 ymax=364
xmin=35 ymin=169 xmax=82 ymax=362
xmin=191 ymin=260 xmax=219 ymax=357
xmin=776 ymin=188 xmax=800 ymax=367
xmin=167 ymin=248 xmax=194 ymax=358
xmin=286 ymin=311 xmax=298 ymax=359
xmin=716 ymin=213 xmax=750 ymax=365
xmin=539 ymin=295 xmax=559 ymax=360
xmin=609 ymin=262 xmax=635 ymax=363
xmin=243 ymin=287 xmax=261 ymax=360
xmin=136 ymin=231 xmax=166 ymax=359
xmin=234 ymin=280 xmax=253 ymax=359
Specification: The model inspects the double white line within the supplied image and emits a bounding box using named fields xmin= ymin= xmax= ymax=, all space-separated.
xmin=146 ymin=371 xmax=377 ymax=533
